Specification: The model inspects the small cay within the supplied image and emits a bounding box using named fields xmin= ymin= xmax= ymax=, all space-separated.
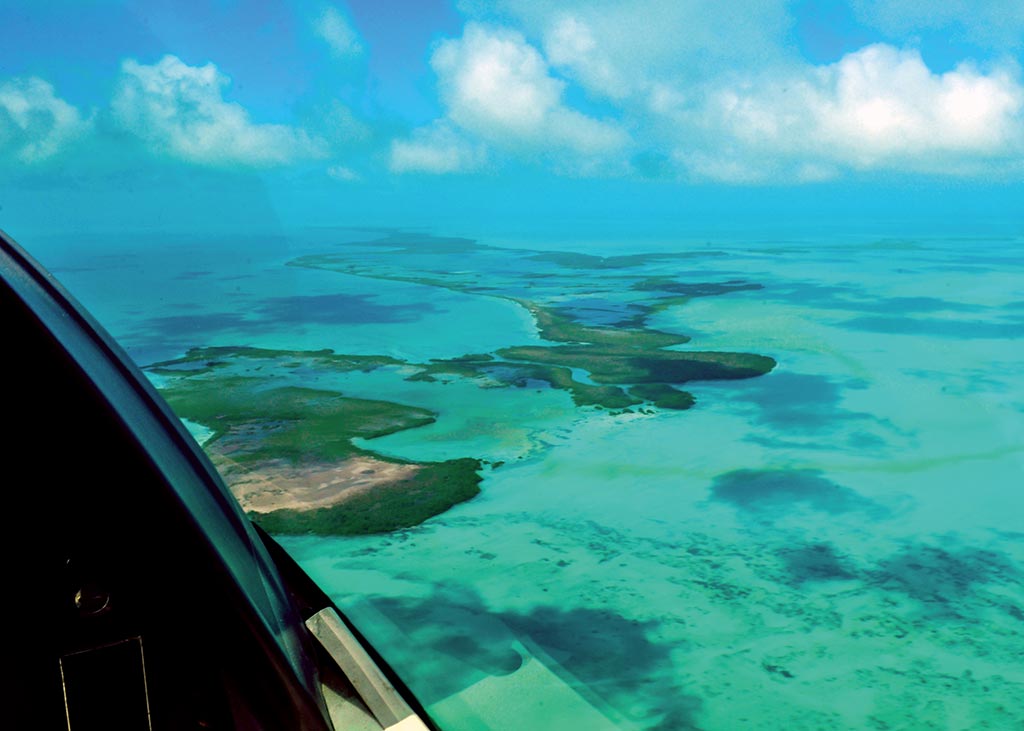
xmin=150 ymin=349 xmax=482 ymax=536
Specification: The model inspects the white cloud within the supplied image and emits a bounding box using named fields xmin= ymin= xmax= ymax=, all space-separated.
xmin=389 ymin=22 xmax=628 ymax=175
xmin=691 ymin=44 xmax=1024 ymax=179
xmin=389 ymin=122 xmax=487 ymax=174
xmin=326 ymin=164 xmax=360 ymax=181
xmin=405 ymin=8 xmax=1024 ymax=182
xmin=112 ymin=55 xmax=328 ymax=166
xmin=314 ymin=6 xmax=363 ymax=57
xmin=447 ymin=3 xmax=1024 ymax=182
xmin=433 ymin=24 xmax=564 ymax=138
xmin=426 ymin=23 xmax=627 ymax=161
xmin=542 ymin=15 xmax=630 ymax=100
xmin=0 ymin=77 xmax=91 ymax=163
xmin=462 ymin=0 xmax=793 ymax=100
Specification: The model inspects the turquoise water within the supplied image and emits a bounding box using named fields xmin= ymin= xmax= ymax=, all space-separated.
xmin=40 ymin=230 xmax=1024 ymax=730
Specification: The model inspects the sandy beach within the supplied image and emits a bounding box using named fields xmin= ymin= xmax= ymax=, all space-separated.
xmin=213 ymin=455 xmax=421 ymax=514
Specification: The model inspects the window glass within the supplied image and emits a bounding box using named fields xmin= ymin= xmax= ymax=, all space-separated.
xmin=5 ymin=3 xmax=1023 ymax=729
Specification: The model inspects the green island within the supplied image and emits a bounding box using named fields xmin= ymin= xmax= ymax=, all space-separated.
xmin=152 ymin=356 xmax=482 ymax=536
xmin=409 ymin=317 xmax=774 ymax=412
xmin=513 ymin=298 xmax=689 ymax=349
xmin=254 ymin=458 xmax=483 ymax=536
xmin=494 ymin=298 xmax=774 ymax=410
xmin=409 ymin=354 xmax=643 ymax=409
xmin=151 ymin=233 xmax=777 ymax=535
xmin=149 ymin=345 xmax=403 ymax=376
xmin=291 ymin=234 xmax=776 ymax=412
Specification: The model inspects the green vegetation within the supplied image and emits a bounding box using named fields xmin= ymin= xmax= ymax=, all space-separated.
xmin=646 ymin=295 xmax=695 ymax=317
xmin=153 ymin=369 xmax=484 ymax=536
xmin=628 ymin=384 xmax=696 ymax=410
xmin=402 ymin=291 xmax=774 ymax=410
xmin=149 ymin=345 xmax=402 ymax=376
xmin=498 ymin=345 xmax=776 ymax=385
xmin=411 ymin=355 xmax=640 ymax=409
xmin=446 ymin=353 xmax=495 ymax=363
xmin=406 ymin=358 xmax=493 ymax=383
xmin=515 ymin=299 xmax=689 ymax=348
xmin=161 ymin=376 xmax=436 ymax=464
xmin=500 ymin=299 xmax=772 ymax=408
xmin=143 ymin=235 xmax=780 ymax=538
xmin=289 ymin=236 xmax=778 ymax=413
xmin=252 ymin=458 xmax=483 ymax=536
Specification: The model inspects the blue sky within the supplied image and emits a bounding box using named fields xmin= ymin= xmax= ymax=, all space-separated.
xmin=1 ymin=0 xmax=1022 ymax=238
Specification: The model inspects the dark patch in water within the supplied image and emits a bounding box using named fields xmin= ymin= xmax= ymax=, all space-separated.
xmin=872 ymin=543 xmax=1021 ymax=607
xmin=768 ymin=281 xmax=984 ymax=316
xmin=255 ymin=292 xmax=433 ymax=325
xmin=757 ymin=373 xmax=856 ymax=428
xmin=552 ymin=298 xmax=648 ymax=328
xmin=846 ymin=431 xmax=888 ymax=449
xmin=369 ymin=591 xmax=521 ymax=702
xmin=761 ymin=661 xmax=795 ymax=679
xmin=777 ymin=543 xmax=856 ymax=584
xmin=710 ymin=468 xmax=884 ymax=517
xmin=174 ymin=270 xmax=213 ymax=280
xmin=370 ymin=588 xmax=702 ymax=729
xmin=138 ymin=312 xmax=251 ymax=337
xmin=632 ymin=278 xmax=763 ymax=298
xmin=839 ymin=315 xmax=1024 ymax=339
xmin=707 ymin=371 xmax=876 ymax=433
xmin=135 ymin=294 xmax=430 ymax=343
xmin=435 ymin=634 xmax=523 ymax=673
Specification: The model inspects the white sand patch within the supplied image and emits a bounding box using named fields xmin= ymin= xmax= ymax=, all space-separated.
xmin=214 ymin=455 xmax=420 ymax=513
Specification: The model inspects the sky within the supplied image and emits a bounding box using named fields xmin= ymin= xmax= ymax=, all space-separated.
xmin=1 ymin=0 xmax=1022 ymax=239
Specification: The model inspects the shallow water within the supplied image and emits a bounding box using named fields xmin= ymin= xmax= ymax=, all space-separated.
xmin=42 ymin=230 xmax=1024 ymax=730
